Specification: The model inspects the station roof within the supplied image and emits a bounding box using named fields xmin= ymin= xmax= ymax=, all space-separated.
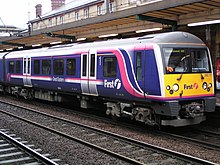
xmin=0 ymin=25 xmax=24 ymax=33
xmin=0 ymin=0 xmax=220 ymax=51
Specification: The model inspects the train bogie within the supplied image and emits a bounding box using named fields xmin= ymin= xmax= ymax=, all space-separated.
xmin=0 ymin=32 xmax=216 ymax=127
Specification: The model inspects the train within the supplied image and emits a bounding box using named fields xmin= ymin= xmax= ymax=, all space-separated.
xmin=0 ymin=31 xmax=216 ymax=127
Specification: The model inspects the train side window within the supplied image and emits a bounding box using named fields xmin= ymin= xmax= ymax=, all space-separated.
xmin=82 ymin=55 xmax=87 ymax=77
xmin=136 ymin=52 xmax=142 ymax=80
xmin=23 ymin=60 xmax=26 ymax=74
xmin=103 ymin=57 xmax=117 ymax=77
xmin=53 ymin=59 xmax=64 ymax=75
xmin=66 ymin=58 xmax=76 ymax=76
xmin=9 ymin=61 xmax=15 ymax=74
xmin=90 ymin=54 xmax=95 ymax=77
xmin=34 ymin=60 xmax=40 ymax=75
xmin=27 ymin=58 xmax=31 ymax=75
xmin=16 ymin=61 xmax=21 ymax=74
xmin=42 ymin=60 xmax=51 ymax=75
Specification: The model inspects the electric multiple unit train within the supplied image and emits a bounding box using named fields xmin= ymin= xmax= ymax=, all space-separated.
xmin=0 ymin=31 xmax=216 ymax=127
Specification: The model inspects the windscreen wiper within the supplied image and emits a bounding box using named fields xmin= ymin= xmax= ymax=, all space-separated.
xmin=176 ymin=55 xmax=190 ymax=81
xmin=177 ymin=68 xmax=186 ymax=81
xmin=196 ymin=67 xmax=205 ymax=80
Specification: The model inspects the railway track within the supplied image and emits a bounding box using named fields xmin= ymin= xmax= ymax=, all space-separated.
xmin=0 ymin=100 xmax=217 ymax=165
xmin=0 ymin=129 xmax=59 ymax=165
xmin=155 ymin=125 xmax=220 ymax=155
xmin=163 ymin=128 xmax=220 ymax=150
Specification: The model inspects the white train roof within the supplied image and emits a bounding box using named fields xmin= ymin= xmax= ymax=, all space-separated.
xmin=4 ymin=32 xmax=206 ymax=59
xmin=0 ymin=52 xmax=9 ymax=59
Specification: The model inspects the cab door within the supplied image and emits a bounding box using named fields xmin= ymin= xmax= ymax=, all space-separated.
xmin=23 ymin=56 xmax=32 ymax=87
xmin=134 ymin=46 xmax=146 ymax=98
xmin=81 ymin=49 xmax=98 ymax=95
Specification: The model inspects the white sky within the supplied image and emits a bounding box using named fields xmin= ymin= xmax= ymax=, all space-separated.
xmin=0 ymin=0 xmax=72 ymax=29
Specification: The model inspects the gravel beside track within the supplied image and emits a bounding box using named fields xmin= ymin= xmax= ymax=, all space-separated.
xmin=0 ymin=113 xmax=129 ymax=165
xmin=0 ymin=106 xmax=201 ymax=164
xmin=0 ymin=96 xmax=220 ymax=164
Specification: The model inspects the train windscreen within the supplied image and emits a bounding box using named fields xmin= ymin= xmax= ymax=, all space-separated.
xmin=163 ymin=48 xmax=211 ymax=74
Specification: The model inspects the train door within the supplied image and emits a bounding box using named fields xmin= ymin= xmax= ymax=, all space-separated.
xmin=134 ymin=46 xmax=146 ymax=98
xmin=23 ymin=56 xmax=32 ymax=87
xmin=81 ymin=49 xmax=98 ymax=95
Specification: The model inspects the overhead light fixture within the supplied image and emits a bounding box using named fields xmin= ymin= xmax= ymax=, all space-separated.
xmin=77 ymin=38 xmax=87 ymax=41
xmin=6 ymin=48 xmax=13 ymax=51
xmin=32 ymin=44 xmax=42 ymax=47
xmin=188 ymin=19 xmax=220 ymax=27
xmin=50 ymin=41 xmax=62 ymax=45
xmin=98 ymin=33 xmax=118 ymax=38
xmin=136 ymin=27 xmax=162 ymax=33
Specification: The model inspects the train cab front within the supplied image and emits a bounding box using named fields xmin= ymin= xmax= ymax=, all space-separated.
xmin=161 ymin=47 xmax=216 ymax=126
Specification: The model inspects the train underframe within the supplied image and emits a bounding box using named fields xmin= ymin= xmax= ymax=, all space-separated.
xmin=104 ymin=99 xmax=214 ymax=127
xmin=0 ymin=84 xmax=216 ymax=127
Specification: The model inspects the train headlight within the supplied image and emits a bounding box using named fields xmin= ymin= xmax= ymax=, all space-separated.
xmin=166 ymin=85 xmax=171 ymax=90
xmin=202 ymin=82 xmax=207 ymax=90
xmin=173 ymin=84 xmax=179 ymax=92
xmin=209 ymin=83 xmax=212 ymax=88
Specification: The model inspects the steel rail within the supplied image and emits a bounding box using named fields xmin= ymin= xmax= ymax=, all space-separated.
xmin=158 ymin=130 xmax=220 ymax=152
xmin=0 ymin=109 xmax=145 ymax=165
xmin=0 ymin=130 xmax=58 ymax=165
xmin=0 ymin=100 xmax=217 ymax=165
